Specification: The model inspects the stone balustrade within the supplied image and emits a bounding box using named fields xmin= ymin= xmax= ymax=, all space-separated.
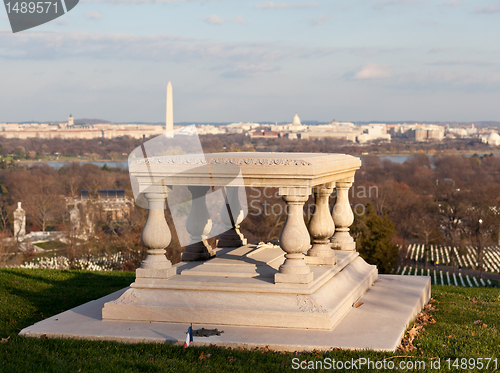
xmin=129 ymin=152 xmax=361 ymax=285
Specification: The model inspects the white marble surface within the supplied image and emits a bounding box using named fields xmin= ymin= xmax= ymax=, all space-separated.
xmin=20 ymin=275 xmax=430 ymax=352
xmin=130 ymin=152 xmax=361 ymax=188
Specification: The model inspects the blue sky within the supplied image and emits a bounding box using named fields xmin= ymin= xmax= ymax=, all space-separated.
xmin=1 ymin=0 xmax=500 ymax=123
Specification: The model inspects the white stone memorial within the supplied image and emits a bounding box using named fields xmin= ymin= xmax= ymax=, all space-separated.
xmin=21 ymin=152 xmax=431 ymax=351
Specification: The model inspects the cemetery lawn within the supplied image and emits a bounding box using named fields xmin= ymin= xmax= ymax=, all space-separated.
xmin=1 ymin=268 xmax=499 ymax=373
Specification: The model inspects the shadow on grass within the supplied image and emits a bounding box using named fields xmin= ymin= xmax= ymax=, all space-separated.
xmin=0 ymin=268 xmax=134 ymax=336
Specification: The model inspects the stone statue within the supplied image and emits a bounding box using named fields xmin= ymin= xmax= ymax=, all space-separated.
xmin=13 ymin=202 xmax=26 ymax=238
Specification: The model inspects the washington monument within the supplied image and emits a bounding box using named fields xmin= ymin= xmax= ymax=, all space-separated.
xmin=166 ymin=81 xmax=174 ymax=135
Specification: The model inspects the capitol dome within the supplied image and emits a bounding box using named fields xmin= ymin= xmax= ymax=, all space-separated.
xmin=487 ymin=132 xmax=500 ymax=146
xmin=292 ymin=114 xmax=301 ymax=126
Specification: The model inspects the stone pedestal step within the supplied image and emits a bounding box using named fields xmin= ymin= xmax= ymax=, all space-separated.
xmin=20 ymin=275 xmax=431 ymax=352
xmin=102 ymin=256 xmax=377 ymax=330
xmin=130 ymin=249 xmax=360 ymax=294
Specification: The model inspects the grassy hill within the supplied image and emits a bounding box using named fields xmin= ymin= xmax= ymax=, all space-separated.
xmin=1 ymin=268 xmax=499 ymax=372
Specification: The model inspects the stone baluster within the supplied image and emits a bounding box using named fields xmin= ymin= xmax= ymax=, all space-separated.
xmin=136 ymin=191 xmax=176 ymax=279
xmin=217 ymin=186 xmax=247 ymax=248
xmin=275 ymin=188 xmax=313 ymax=284
xmin=181 ymin=185 xmax=216 ymax=261
xmin=330 ymin=180 xmax=356 ymax=251
xmin=306 ymin=183 xmax=336 ymax=265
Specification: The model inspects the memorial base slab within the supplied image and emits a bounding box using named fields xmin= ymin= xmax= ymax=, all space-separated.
xmin=102 ymin=245 xmax=376 ymax=330
xmin=20 ymin=274 xmax=431 ymax=352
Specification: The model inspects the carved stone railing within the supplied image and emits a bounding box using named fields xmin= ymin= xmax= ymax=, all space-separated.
xmin=129 ymin=152 xmax=361 ymax=285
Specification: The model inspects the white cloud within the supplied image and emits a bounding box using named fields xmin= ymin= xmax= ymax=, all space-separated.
xmin=427 ymin=59 xmax=493 ymax=67
xmin=353 ymin=63 xmax=391 ymax=79
xmin=221 ymin=63 xmax=282 ymax=78
xmin=442 ymin=0 xmax=460 ymax=7
xmin=53 ymin=19 xmax=68 ymax=26
xmin=310 ymin=15 xmax=329 ymax=26
xmin=348 ymin=47 xmax=404 ymax=56
xmin=0 ymin=31 xmax=291 ymax=62
xmin=345 ymin=69 xmax=500 ymax=93
xmin=391 ymin=71 xmax=500 ymax=91
xmin=232 ymin=15 xmax=246 ymax=24
xmin=0 ymin=31 xmax=402 ymax=67
xmin=374 ymin=0 xmax=424 ymax=11
xmin=474 ymin=6 xmax=500 ymax=14
xmin=203 ymin=15 xmax=225 ymax=25
xmin=418 ymin=20 xmax=438 ymax=26
xmin=428 ymin=47 xmax=452 ymax=54
xmin=81 ymin=0 xmax=216 ymax=3
xmin=344 ymin=67 xmax=500 ymax=93
xmin=255 ymin=1 xmax=318 ymax=10
xmin=87 ymin=11 xmax=102 ymax=20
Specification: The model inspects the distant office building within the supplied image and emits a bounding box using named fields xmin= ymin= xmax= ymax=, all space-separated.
xmin=391 ymin=124 xmax=444 ymax=141
xmin=300 ymin=131 xmax=359 ymax=142
xmin=249 ymin=131 xmax=280 ymax=139
xmin=0 ymin=123 xmax=166 ymax=139
xmin=427 ymin=126 xmax=445 ymax=140
xmin=357 ymin=124 xmax=391 ymax=143
xmin=467 ymin=123 xmax=478 ymax=136
xmin=413 ymin=128 xmax=429 ymax=142
xmin=447 ymin=127 xmax=468 ymax=138
xmin=226 ymin=122 xmax=260 ymax=133
xmin=66 ymin=189 xmax=134 ymax=223
xmin=298 ymin=120 xmax=360 ymax=142
xmin=196 ymin=125 xmax=227 ymax=135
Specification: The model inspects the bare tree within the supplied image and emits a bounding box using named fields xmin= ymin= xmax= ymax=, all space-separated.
xmin=464 ymin=203 xmax=498 ymax=279
xmin=0 ymin=196 xmax=11 ymax=237
xmin=413 ymin=200 xmax=442 ymax=270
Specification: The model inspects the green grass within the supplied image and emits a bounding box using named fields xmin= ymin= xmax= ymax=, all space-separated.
xmin=1 ymin=269 xmax=499 ymax=372
xmin=34 ymin=241 xmax=67 ymax=252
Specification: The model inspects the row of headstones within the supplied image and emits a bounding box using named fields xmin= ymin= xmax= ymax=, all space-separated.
xmin=397 ymin=266 xmax=494 ymax=287
xmin=405 ymin=244 xmax=500 ymax=272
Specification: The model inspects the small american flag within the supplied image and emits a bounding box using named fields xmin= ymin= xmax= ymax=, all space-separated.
xmin=183 ymin=325 xmax=193 ymax=348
